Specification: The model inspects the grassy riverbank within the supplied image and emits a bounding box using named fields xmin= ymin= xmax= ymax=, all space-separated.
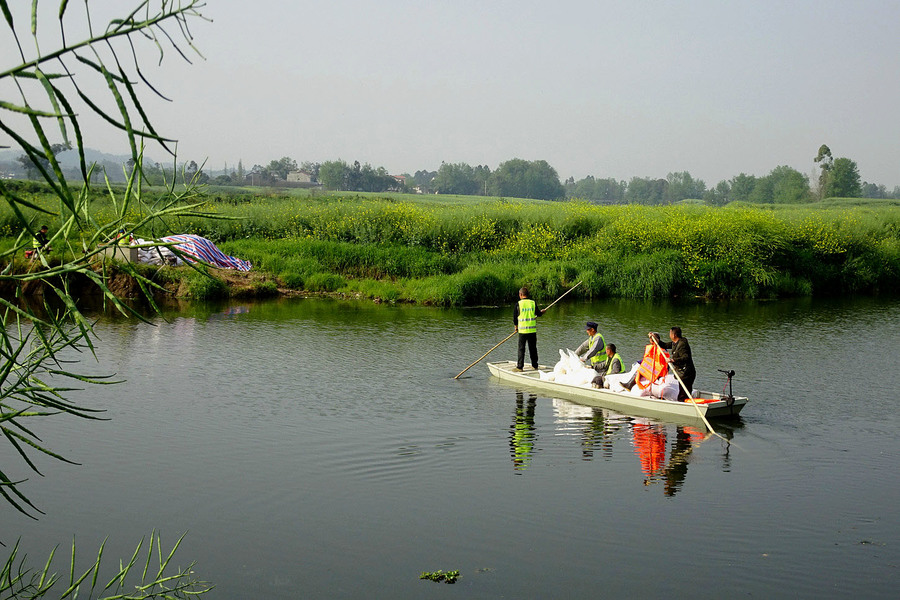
xmin=3 ymin=183 xmax=900 ymax=304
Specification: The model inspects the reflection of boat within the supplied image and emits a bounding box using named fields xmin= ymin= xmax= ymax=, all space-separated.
xmin=487 ymin=360 xmax=747 ymax=422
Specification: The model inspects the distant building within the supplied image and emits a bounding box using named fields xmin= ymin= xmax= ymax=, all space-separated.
xmin=286 ymin=170 xmax=313 ymax=183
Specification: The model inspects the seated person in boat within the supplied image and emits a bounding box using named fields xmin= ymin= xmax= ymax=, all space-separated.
xmin=656 ymin=326 xmax=696 ymax=402
xmin=591 ymin=343 xmax=624 ymax=389
xmin=575 ymin=321 xmax=605 ymax=367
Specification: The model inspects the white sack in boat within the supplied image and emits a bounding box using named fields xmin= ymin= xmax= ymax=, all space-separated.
xmin=553 ymin=349 xmax=569 ymax=375
xmin=543 ymin=349 xmax=595 ymax=387
xmin=557 ymin=367 xmax=595 ymax=387
xmin=650 ymin=373 xmax=680 ymax=400
xmin=605 ymin=363 xmax=638 ymax=391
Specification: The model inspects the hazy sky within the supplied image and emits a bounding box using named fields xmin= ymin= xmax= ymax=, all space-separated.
xmin=7 ymin=0 xmax=900 ymax=187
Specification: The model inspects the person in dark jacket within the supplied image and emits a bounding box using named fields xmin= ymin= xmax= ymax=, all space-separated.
xmin=657 ymin=326 xmax=696 ymax=402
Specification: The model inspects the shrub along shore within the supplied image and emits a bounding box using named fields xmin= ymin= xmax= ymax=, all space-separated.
xmin=3 ymin=184 xmax=900 ymax=305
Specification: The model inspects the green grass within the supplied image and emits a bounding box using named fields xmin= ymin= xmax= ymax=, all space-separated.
xmin=3 ymin=183 xmax=899 ymax=305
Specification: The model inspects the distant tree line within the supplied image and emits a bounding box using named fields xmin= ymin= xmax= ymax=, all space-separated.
xmin=208 ymin=144 xmax=894 ymax=204
xmin=8 ymin=143 xmax=898 ymax=203
xmin=565 ymin=146 xmax=899 ymax=205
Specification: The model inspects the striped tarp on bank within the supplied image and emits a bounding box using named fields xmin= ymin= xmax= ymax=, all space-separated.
xmin=159 ymin=234 xmax=252 ymax=271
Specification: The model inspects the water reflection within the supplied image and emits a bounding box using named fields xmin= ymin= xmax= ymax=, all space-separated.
xmin=509 ymin=391 xmax=537 ymax=472
xmin=208 ymin=305 xmax=251 ymax=320
xmin=548 ymin=397 xmax=737 ymax=496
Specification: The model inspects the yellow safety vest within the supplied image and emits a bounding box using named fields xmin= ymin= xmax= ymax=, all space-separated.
xmin=517 ymin=299 xmax=537 ymax=334
xmin=605 ymin=352 xmax=623 ymax=375
xmin=588 ymin=333 xmax=606 ymax=364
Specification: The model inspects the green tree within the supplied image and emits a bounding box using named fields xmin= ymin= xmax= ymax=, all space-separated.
xmin=411 ymin=169 xmax=437 ymax=193
xmin=703 ymin=180 xmax=731 ymax=206
xmin=665 ymin=171 xmax=706 ymax=203
xmin=729 ymin=173 xmax=758 ymax=204
xmin=748 ymin=166 xmax=810 ymax=204
xmin=569 ymin=176 xmax=626 ymax=203
xmin=770 ymin=165 xmax=811 ymax=203
xmin=489 ymin=158 xmax=565 ymax=200
xmin=16 ymin=142 xmax=71 ymax=179
xmin=319 ymin=159 xmax=350 ymax=190
xmin=814 ymin=144 xmax=833 ymax=200
xmin=434 ymin=162 xmax=480 ymax=195
xmin=625 ymin=177 xmax=667 ymax=205
xmin=357 ymin=163 xmax=398 ymax=192
xmin=474 ymin=165 xmax=492 ymax=196
xmin=825 ymin=157 xmax=862 ymax=198
xmin=861 ymin=182 xmax=887 ymax=199
xmin=266 ymin=156 xmax=298 ymax=180
xmin=300 ymin=160 xmax=321 ymax=182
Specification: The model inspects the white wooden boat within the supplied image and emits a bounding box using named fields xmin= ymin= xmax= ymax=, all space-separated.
xmin=487 ymin=360 xmax=747 ymax=421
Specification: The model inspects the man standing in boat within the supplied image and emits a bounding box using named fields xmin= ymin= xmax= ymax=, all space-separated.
xmin=513 ymin=287 xmax=544 ymax=371
xmin=657 ymin=326 xmax=696 ymax=402
xmin=575 ymin=321 xmax=605 ymax=367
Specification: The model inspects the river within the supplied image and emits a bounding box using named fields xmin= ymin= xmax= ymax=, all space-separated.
xmin=4 ymin=296 xmax=899 ymax=598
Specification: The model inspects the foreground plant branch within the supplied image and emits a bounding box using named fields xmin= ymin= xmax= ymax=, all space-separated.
xmin=1 ymin=0 xmax=213 ymax=590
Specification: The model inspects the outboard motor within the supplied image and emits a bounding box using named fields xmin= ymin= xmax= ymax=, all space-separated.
xmin=717 ymin=369 xmax=736 ymax=408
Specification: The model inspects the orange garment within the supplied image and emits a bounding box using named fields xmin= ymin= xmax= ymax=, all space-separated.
xmin=635 ymin=343 xmax=668 ymax=389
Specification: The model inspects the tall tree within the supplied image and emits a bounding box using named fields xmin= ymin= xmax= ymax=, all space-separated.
xmin=319 ymin=159 xmax=350 ymax=190
xmin=665 ymin=171 xmax=706 ymax=203
xmin=625 ymin=177 xmax=667 ymax=205
xmin=861 ymin=182 xmax=887 ymax=199
xmin=814 ymin=144 xmax=834 ymax=200
xmin=16 ymin=142 xmax=71 ymax=179
xmin=729 ymin=173 xmax=758 ymax=204
xmin=473 ymin=165 xmax=492 ymax=196
xmin=300 ymin=161 xmax=321 ymax=182
xmin=411 ymin=169 xmax=437 ymax=193
xmin=703 ymin=180 xmax=731 ymax=206
xmin=266 ymin=156 xmax=298 ymax=180
xmin=825 ymin=157 xmax=862 ymax=198
xmin=433 ymin=162 xmax=480 ymax=195
xmin=489 ymin=158 xmax=565 ymax=200
xmin=749 ymin=166 xmax=810 ymax=204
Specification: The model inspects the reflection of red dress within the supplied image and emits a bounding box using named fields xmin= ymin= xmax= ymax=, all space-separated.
xmin=632 ymin=423 xmax=667 ymax=477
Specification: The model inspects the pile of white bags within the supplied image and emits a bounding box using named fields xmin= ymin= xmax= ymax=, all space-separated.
xmin=538 ymin=350 xmax=687 ymax=400
xmin=650 ymin=374 xmax=681 ymax=401
xmin=539 ymin=349 xmax=596 ymax=387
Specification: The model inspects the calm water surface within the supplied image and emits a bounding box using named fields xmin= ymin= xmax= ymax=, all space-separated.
xmin=5 ymin=296 xmax=899 ymax=598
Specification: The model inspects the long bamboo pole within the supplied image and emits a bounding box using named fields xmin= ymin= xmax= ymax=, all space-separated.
xmin=649 ymin=335 xmax=727 ymax=441
xmin=453 ymin=281 xmax=583 ymax=379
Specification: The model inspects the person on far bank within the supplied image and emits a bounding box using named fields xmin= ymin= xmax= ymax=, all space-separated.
xmin=30 ymin=225 xmax=51 ymax=258
xmin=575 ymin=321 xmax=605 ymax=367
xmin=658 ymin=326 xmax=696 ymax=402
xmin=513 ymin=287 xmax=544 ymax=371
xmin=591 ymin=343 xmax=623 ymax=388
